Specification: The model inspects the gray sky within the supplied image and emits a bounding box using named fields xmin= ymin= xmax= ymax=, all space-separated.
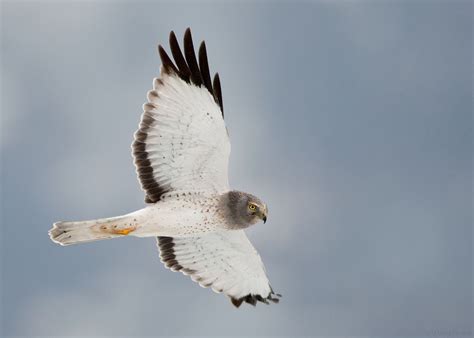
xmin=1 ymin=1 xmax=472 ymax=337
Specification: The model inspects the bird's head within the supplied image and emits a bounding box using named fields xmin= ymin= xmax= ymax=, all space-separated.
xmin=225 ymin=191 xmax=268 ymax=228
xmin=244 ymin=195 xmax=268 ymax=225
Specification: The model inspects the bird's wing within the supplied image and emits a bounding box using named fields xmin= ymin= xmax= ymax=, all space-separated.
xmin=157 ymin=230 xmax=281 ymax=307
xmin=133 ymin=28 xmax=230 ymax=203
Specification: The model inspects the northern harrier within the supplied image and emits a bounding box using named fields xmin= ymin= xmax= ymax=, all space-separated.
xmin=49 ymin=28 xmax=281 ymax=307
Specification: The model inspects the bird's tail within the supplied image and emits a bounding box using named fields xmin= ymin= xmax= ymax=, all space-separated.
xmin=49 ymin=213 xmax=141 ymax=246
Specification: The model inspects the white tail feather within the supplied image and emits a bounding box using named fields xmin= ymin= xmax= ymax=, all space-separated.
xmin=49 ymin=215 xmax=138 ymax=246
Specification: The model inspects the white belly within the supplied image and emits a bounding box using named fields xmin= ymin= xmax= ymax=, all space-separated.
xmin=133 ymin=195 xmax=225 ymax=237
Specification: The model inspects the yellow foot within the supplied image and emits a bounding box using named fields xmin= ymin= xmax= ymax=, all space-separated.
xmin=97 ymin=224 xmax=137 ymax=235
xmin=114 ymin=227 xmax=136 ymax=235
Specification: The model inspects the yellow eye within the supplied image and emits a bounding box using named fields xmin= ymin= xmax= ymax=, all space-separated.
xmin=248 ymin=203 xmax=257 ymax=211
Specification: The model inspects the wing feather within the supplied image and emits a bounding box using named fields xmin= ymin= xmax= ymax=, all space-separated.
xmin=157 ymin=231 xmax=281 ymax=307
xmin=169 ymin=30 xmax=192 ymax=83
xmin=213 ymin=73 xmax=224 ymax=116
xmin=158 ymin=45 xmax=178 ymax=74
xmin=198 ymin=41 xmax=213 ymax=94
xmin=133 ymin=28 xmax=229 ymax=203
xmin=183 ymin=28 xmax=203 ymax=86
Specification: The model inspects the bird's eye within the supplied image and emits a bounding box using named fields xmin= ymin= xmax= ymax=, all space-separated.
xmin=248 ymin=204 xmax=256 ymax=211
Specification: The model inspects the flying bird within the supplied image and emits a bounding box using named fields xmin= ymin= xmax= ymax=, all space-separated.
xmin=49 ymin=28 xmax=280 ymax=307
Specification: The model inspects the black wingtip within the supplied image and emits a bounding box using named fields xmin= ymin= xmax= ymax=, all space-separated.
xmin=244 ymin=295 xmax=257 ymax=306
xmin=198 ymin=41 xmax=213 ymax=94
xmin=213 ymin=73 xmax=224 ymax=117
xmin=169 ymin=30 xmax=191 ymax=82
xmin=183 ymin=27 xmax=203 ymax=86
xmin=229 ymin=290 xmax=281 ymax=308
xmin=158 ymin=29 xmax=224 ymax=117
xmin=169 ymin=31 xmax=178 ymax=52
xmin=231 ymin=297 xmax=244 ymax=308
xmin=158 ymin=45 xmax=178 ymax=74
xmin=185 ymin=27 xmax=192 ymax=38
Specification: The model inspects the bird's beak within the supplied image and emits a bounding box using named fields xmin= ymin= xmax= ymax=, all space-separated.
xmin=261 ymin=205 xmax=268 ymax=224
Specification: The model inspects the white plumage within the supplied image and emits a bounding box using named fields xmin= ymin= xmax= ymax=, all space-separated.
xmin=158 ymin=231 xmax=276 ymax=305
xmin=50 ymin=28 xmax=280 ymax=307
xmin=141 ymin=73 xmax=230 ymax=194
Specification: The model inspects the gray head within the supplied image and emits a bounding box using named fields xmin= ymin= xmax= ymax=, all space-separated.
xmin=223 ymin=191 xmax=268 ymax=229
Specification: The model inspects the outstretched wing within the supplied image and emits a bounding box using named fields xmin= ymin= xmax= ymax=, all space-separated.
xmin=133 ymin=28 xmax=230 ymax=203
xmin=157 ymin=231 xmax=281 ymax=307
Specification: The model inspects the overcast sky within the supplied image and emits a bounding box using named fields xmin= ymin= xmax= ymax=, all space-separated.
xmin=1 ymin=1 xmax=472 ymax=337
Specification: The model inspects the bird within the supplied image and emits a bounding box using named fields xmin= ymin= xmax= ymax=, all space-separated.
xmin=49 ymin=28 xmax=281 ymax=307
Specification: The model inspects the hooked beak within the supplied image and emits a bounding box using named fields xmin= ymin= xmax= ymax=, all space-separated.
xmin=261 ymin=205 xmax=268 ymax=224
